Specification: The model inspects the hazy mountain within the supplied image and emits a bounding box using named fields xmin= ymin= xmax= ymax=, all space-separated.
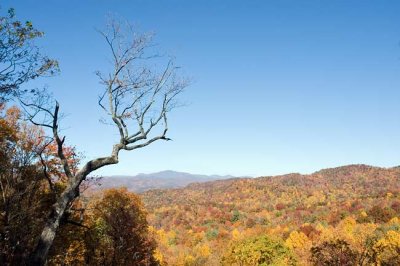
xmin=95 ymin=170 xmax=237 ymax=193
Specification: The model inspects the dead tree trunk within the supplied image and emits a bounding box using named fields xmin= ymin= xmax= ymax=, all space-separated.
xmin=30 ymin=147 xmax=121 ymax=265
xmin=30 ymin=184 xmax=78 ymax=265
xmin=24 ymin=18 xmax=187 ymax=265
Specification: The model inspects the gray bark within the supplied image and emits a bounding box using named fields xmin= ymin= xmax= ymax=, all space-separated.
xmin=30 ymin=144 xmax=122 ymax=265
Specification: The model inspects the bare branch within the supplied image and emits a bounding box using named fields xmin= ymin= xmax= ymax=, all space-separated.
xmin=96 ymin=19 xmax=188 ymax=153
xmin=19 ymin=89 xmax=74 ymax=179
xmin=36 ymin=137 xmax=55 ymax=191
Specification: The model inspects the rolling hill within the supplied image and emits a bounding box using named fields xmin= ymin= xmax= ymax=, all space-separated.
xmin=140 ymin=164 xmax=400 ymax=265
xmin=95 ymin=170 xmax=236 ymax=193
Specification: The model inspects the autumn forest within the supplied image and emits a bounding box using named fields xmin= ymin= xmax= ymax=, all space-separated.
xmin=1 ymin=3 xmax=400 ymax=266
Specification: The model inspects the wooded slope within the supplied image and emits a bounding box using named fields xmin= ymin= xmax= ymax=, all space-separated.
xmin=141 ymin=165 xmax=400 ymax=265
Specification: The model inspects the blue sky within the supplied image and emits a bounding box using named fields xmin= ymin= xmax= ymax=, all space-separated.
xmin=4 ymin=1 xmax=400 ymax=177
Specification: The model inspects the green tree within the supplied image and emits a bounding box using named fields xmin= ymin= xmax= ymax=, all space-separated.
xmin=221 ymin=235 xmax=296 ymax=266
xmin=0 ymin=8 xmax=58 ymax=100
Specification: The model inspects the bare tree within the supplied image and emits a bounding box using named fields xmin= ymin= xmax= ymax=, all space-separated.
xmin=21 ymin=19 xmax=188 ymax=265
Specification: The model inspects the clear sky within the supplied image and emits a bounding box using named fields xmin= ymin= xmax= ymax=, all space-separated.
xmin=3 ymin=0 xmax=400 ymax=177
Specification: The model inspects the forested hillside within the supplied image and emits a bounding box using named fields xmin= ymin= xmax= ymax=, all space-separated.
xmin=141 ymin=165 xmax=400 ymax=265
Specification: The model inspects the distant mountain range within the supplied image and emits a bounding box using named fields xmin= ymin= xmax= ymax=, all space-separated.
xmin=95 ymin=170 xmax=237 ymax=193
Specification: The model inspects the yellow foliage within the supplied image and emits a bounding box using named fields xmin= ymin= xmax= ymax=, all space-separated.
xmin=317 ymin=225 xmax=335 ymax=243
xmin=285 ymin=231 xmax=311 ymax=250
xmin=183 ymin=254 xmax=195 ymax=266
xmin=337 ymin=217 xmax=356 ymax=239
xmin=232 ymin=228 xmax=241 ymax=240
xmin=174 ymin=252 xmax=196 ymax=266
xmin=388 ymin=217 xmax=400 ymax=225
xmin=340 ymin=217 xmax=356 ymax=230
xmin=157 ymin=229 xmax=169 ymax=246
xmin=351 ymin=223 xmax=377 ymax=251
xmin=196 ymin=243 xmax=211 ymax=258
xmin=305 ymin=195 xmax=318 ymax=208
xmin=285 ymin=231 xmax=312 ymax=265
xmin=154 ymin=248 xmax=164 ymax=264
xmin=315 ymin=223 xmax=326 ymax=232
xmin=373 ymin=230 xmax=400 ymax=264
xmin=168 ymin=230 xmax=177 ymax=242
